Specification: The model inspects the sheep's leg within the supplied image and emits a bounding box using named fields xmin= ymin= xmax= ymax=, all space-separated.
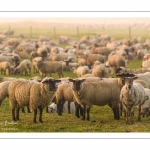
xmin=27 ymin=106 xmax=31 ymax=113
xmin=137 ymin=105 xmax=141 ymax=121
xmin=68 ymin=101 xmax=71 ymax=114
xmin=79 ymin=105 xmax=83 ymax=117
xmin=46 ymin=106 xmax=49 ymax=113
xmin=74 ymin=102 xmax=80 ymax=118
xmin=22 ymin=107 xmax=25 ymax=113
xmin=16 ymin=106 xmax=20 ymax=121
xmin=81 ymin=105 xmax=86 ymax=120
xmin=119 ymin=102 xmax=122 ymax=116
xmin=38 ymin=107 xmax=43 ymax=123
xmin=114 ymin=106 xmax=120 ymax=120
xmin=57 ymin=103 xmax=62 ymax=116
xmin=12 ymin=108 xmax=16 ymax=121
xmin=125 ymin=108 xmax=129 ymax=124
xmin=86 ymin=107 xmax=90 ymax=121
xmin=33 ymin=109 xmax=37 ymax=123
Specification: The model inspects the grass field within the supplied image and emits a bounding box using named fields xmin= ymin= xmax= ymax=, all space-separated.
xmin=0 ymin=23 xmax=150 ymax=133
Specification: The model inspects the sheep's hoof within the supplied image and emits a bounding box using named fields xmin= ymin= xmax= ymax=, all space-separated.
xmin=33 ymin=121 xmax=37 ymax=123
xmin=58 ymin=114 xmax=62 ymax=116
xmin=39 ymin=120 xmax=43 ymax=123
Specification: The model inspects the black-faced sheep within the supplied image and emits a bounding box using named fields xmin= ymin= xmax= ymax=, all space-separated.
xmin=8 ymin=77 xmax=61 ymax=123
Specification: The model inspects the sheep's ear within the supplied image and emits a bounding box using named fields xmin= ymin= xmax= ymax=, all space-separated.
xmin=68 ymin=78 xmax=74 ymax=82
xmin=81 ymin=79 xmax=86 ymax=82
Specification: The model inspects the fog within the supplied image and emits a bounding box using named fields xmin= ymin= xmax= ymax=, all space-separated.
xmin=0 ymin=18 xmax=150 ymax=25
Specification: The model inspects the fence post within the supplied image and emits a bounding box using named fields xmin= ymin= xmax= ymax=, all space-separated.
xmin=54 ymin=26 xmax=56 ymax=39
xmin=8 ymin=25 xmax=10 ymax=31
xmin=77 ymin=26 xmax=79 ymax=39
xmin=30 ymin=26 xmax=32 ymax=38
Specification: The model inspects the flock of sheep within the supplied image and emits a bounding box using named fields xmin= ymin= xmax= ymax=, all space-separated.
xmin=1 ymin=30 xmax=150 ymax=124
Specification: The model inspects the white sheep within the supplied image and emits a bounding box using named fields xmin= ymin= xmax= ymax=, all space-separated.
xmin=8 ymin=77 xmax=61 ymax=123
xmin=118 ymin=73 xmax=145 ymax=124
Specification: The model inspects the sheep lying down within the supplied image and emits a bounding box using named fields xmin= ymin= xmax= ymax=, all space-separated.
xmin=48 ymin=102 xmax=75 ymax=113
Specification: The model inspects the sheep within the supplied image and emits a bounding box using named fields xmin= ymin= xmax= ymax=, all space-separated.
xmin=34 ymin=59 xmax=64 ymax=78
xmin=52 ymin=82 xmax=83 ymax=117
xmin=81 ymin=54 xmax=104 ymax=69
xmin=117 ymin=73 xmax=145 ymax=124
xmin=141 ymin=88 xmax=150 ymax=117
xmin=0 ymin=61 xmax=11 ymax=75
xmin=108 ymin=52 xmax=126 ymax=74
xmin=7 ymin=38 xmax=20 ymax=48
xmin=38 ymin=35 xmax=50 ymax=42
xmin=17 ymin=43 xmax=36 ymax=53
xmin=48 ymin=101 xmax=75 ymax=113
xmin=8 ymin=77 xmax=61 ymax=123
xmin=0 ymin=81 xmax=12 ymax=106
xmin=92 ymin=62 xmax=109 ymax=78
xmin=32 ymin=57 xmax=43 ymax=73
xmin=14 ymin=59 xmax=32 ymax=76
xmin=141 ymin=60 xmax=150 ymax=68
xmin=68 ymin=77 xmax=125 ymax=121
xmin=73 ymin=66 xmax=90 ymax=77
xmin=37 ymin=46 xmax=48 ymax=61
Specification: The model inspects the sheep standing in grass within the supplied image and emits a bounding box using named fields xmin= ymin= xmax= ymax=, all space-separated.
xmin=68 ymin=77 xmax=123 ymax=121
xmin=34 ymin=59 xmax=64 ymax=78
xmin=52 ymin=82 xmax=83 ymax=118
xmin=117 ymin=73 xmax=145 ymax=124
xmin=8 ymin=77 xmax=61 ymax=123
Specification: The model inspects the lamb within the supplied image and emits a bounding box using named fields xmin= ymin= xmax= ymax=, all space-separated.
xmin=34 ymin=59 xmax=64 ymax=78
xmin=141 ymin=88 xmax=150 ymax=117
xmin=68 ymin=77 xmax=124 ymax=121
xmin=32 ymin=57 xmax=43 ymax=73
xmin=117 ymin=73 xmax=145 ymax=124
xmin=14 ymin=59 xmax=32 ymax=76
xmin=8 ymin=77 xmax=61 ymax=123
xmin=48 ymin=101 xmax=75 ymax=113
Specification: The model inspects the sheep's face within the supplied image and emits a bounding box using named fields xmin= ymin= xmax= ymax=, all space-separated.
xmin=42 ymin=78 xmax=61 ymax=91
xmin=68 ymin=78 xmax=86 ymax=91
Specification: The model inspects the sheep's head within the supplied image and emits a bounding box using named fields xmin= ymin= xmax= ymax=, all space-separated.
xmin=42 ymin=77 xmax=61 ymax=91
xmin=68 ymin=78 xmax=86 ymax=91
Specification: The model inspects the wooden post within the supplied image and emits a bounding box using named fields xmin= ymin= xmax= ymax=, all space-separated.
xmin=54 ymin=26 xmax=56 ymax=39
xmin=8 ymin=25 xmax=10 ymax=31
xmin=129 ymin=26 xmax=131 ymax=39
xmin=30 ymin=26 xmax=32 ymax=38
xmin=77 ymin=26 xmax=79 ymax=39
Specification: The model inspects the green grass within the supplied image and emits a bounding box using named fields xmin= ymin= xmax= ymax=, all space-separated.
xmin=0 ymin=24 xmax=150 ymax=133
